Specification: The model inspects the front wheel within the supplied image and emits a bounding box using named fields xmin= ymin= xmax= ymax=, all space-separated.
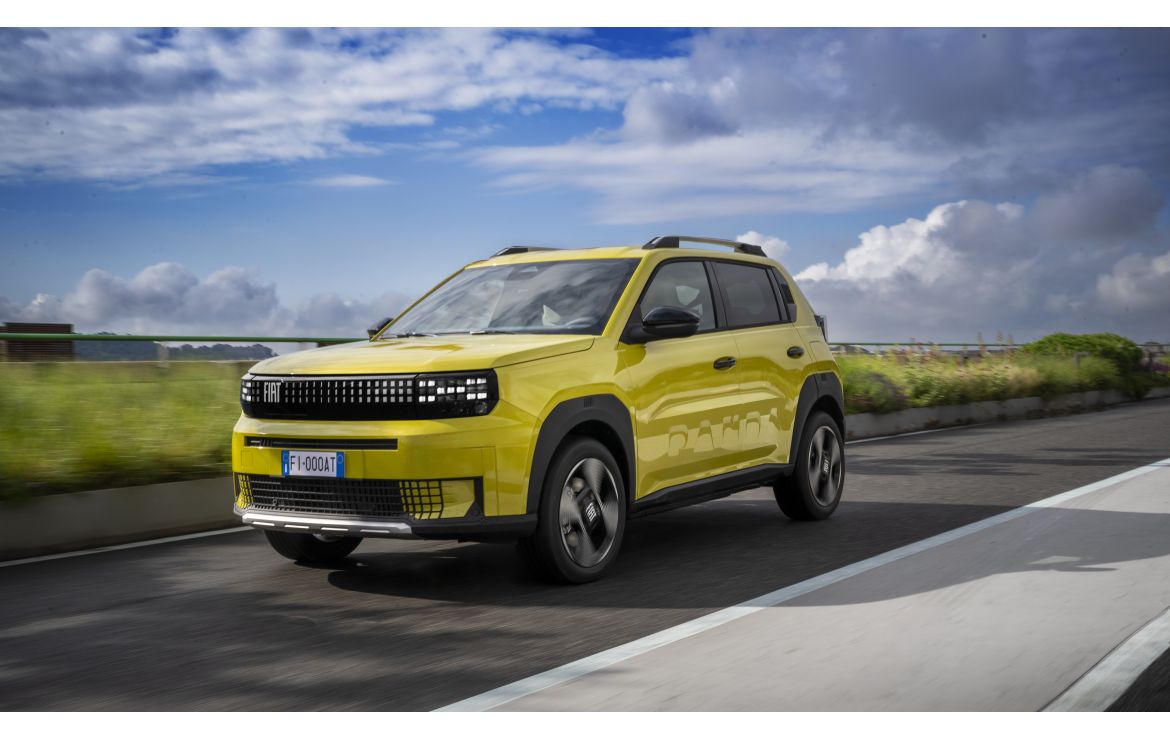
xmin=263 ymin=530 xmax=362 ymax=565
xmin=774 ymin=410 xmax=844 ymax=520
xmin=518 ymin=436 xmax=626 ymax=584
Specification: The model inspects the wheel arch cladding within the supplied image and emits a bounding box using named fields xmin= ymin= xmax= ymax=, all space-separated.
xmin=526 ymin=395 xmax=636 ymax=515
xmin=789 ymin=372 xmax=846 ymax=462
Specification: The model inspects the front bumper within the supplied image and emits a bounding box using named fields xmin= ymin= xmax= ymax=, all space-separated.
xmin=231 ymin=410 xmax=538 ymax=540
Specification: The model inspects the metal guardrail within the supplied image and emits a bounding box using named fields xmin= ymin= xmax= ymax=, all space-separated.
xmin=0 ymin=333 xmax=360 ymax=343
xmin=0 ymin=333 xmax=1022 ymax=346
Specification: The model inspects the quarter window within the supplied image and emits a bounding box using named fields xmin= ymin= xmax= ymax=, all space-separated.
xmin=639 ymin=261 xmax=716 ymax=331
xmin=712 ymin=261 xmax=782 ymax=328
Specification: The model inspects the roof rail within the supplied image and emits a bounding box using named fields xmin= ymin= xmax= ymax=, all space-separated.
xmin=492 ymin=246 xmax=560 ymax=257
xmin=642 ymin=235 xmax=766 ymax=258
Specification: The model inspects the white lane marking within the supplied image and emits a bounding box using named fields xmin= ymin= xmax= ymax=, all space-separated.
xmin=1045 ymin=605 xmax=1170 ymax=711
xmin=437 ymin=457 xmax=1170 ymax=712
xmin=0 ymin=527 xmax=252 ymax=568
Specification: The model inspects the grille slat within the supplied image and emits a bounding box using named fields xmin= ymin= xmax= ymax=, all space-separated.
xmin=244 ymin=436 xmax=398 ymax=450
xmin=241 ymin=474 xmax=444 ymax=519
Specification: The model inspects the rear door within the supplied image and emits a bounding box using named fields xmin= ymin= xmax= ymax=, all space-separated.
xmin=620 ymin=259 xmax=747 ymax=498
xmin=709 ymin=260 xmax=806 ymax=466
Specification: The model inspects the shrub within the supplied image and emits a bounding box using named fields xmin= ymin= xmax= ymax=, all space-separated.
xmin=837 ymin=357 xmax=908 ymax=414
xmin=1022 ymin=332 xmax=1143 ymax=373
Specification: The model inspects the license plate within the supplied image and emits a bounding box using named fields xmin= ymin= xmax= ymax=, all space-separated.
xmin=282 ymin=450 xmax=345 ymax=478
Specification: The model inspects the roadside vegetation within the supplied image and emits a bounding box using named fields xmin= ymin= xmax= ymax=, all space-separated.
xmin=840 ymin=333 xmax=1167 ymax=414
xmin=0 ymin=334 xmax=1166 ymax=500
xmin=0 ymin=361 xmax=245 ymax=500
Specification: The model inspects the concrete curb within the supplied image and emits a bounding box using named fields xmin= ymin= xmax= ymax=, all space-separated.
xmin=2 ymin=387 xmax=1168 ymax=561
xmin=845 ymin=386 xmax=1170 ymax=440
xmin=0 ymin=477 xmax=235 ymax=561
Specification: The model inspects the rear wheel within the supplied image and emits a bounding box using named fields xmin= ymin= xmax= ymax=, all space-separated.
xmin=774 ymin=410 xmax=844 ymax=520
xmin=519 ymin=436 xmax=626 ymax=583
xmin=264 ymin=530 xmax=362 ymax=565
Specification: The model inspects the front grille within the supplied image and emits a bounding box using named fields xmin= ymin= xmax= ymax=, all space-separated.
xmin=241 ymin=375 xmax=415 ymax=420
xmin=239 ymin=372 xmax=498 ymax=421
xmin=238 ymin=474 xmax=446 ymax=520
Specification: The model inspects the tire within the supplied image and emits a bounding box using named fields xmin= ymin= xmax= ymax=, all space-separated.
xmin=774 ymin=410 xmax=844 ymax=521
xmin=518 ymin=436 xmax=627 ymax=584
xmin=264 ymin=530 xmax=361 ymax=565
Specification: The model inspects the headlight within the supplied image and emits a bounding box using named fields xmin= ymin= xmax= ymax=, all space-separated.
xmin=415 ymin=371 xmax=498 ymax=418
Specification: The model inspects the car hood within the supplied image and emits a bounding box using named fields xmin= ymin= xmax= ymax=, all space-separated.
xmin=248 ymin=334 xmax=595 ymax=376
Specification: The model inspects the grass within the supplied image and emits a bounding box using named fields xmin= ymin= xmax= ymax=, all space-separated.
xmin=838 ymin=351 xmax=1167 ymax=415
xmin=0 ymin=362 xmax=246 ymax=501
xmin=0 ymin=355 xmax=1166 ymax=500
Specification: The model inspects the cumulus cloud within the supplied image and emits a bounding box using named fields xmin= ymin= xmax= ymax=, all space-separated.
xmin=308 ymin=174 xmax=394 ymax=188
xmin=1096 ymin=250 xmax=1170 ymax=314
xmin=0 ymin=262 xmax=410 ymax=337
xmin=0 ymin=28 xmax=682 ymax=184
xmin=787 ymin=166 xmax=1170 ymax=342
xmin=736 ymin=230 xmax=790 ymax=260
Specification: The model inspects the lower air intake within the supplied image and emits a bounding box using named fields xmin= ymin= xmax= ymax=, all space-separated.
xmin=238 ymin=474 xmax=447 ymax=520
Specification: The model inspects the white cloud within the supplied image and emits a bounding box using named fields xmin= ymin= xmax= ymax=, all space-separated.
xmin=0 ymin=262 xmax=410 ymax=337
xmin=0 ymin=28 xmax=682 ymax=184
xmin=476 ymin=127 xmax=948 ymax=224
xmin=1096 ymin=250 xmax=1170 ymax=314
xmin=472 ymin=29 xmax=1170 ymax=224
xmin=736 ymin=230 xmax=790 ymax=260
xmin=788 ymin=167 xmax=1170 ymax=342
xmin=796 ymin=201 xmax=1024 ymax=284
xmin=308 ymin=174 xmax=394 ymax=188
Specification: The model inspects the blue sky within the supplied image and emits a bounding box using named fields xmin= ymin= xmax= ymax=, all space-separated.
xmin=1 ymin=28 xmax=1169 ymax=341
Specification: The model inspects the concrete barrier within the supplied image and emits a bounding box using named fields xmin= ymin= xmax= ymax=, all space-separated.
xmin=845 ymin=387 xmax=1170 ymax=440
xmin=2 ymin=387 xmax=1168 ymax=561
xmin=0 ymin=477 xmax=236 ymax=561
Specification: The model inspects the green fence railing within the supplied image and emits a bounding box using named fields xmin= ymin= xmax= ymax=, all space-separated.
xmin=0 ymin=333 xmax=360 ymax=344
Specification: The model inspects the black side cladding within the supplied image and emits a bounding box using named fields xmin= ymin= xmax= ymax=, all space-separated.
xmin=526 ymin=395 xmax=636 ymax=515
xmin=789 ymin=372 xmax=846 ymax=462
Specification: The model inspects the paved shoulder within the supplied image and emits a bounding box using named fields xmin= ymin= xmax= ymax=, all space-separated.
xmin=479 ymin=461 xmax=1170 ymax=711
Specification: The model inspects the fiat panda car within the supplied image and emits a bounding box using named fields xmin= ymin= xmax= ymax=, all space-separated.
xmin=233 ymin=235 xmax=844 ymax=583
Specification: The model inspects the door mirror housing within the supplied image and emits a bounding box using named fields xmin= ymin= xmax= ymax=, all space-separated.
xmin=630 ymin=306 xmax=701 ymax=342
xmin=367 ymin=317 xmax=394 ymax=339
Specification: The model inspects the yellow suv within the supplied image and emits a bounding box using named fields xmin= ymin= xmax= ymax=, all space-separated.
xmin=233 ymin=236 xmax=844 ymax=582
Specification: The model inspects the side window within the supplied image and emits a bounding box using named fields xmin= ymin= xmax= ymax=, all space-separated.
xmin=640 ymin=261 xmax=716 ymax=331
xmin=770 ymin=268 xmax=797 ymax=323
xmin=712 ymin=261 xmax=782 ymax=328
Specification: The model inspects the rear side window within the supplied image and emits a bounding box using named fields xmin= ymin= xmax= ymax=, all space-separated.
xmin=640 ymin=260 xmax=716 ymax=331
xmin=712 ymin=261 xmax=782 ymax=328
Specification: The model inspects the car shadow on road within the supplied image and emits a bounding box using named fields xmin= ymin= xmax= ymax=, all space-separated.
xmin=326 ymin=492 xmax=1170 ymax=611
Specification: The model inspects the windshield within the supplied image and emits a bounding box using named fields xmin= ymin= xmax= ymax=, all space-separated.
xmin=384 ymin=259 xmax=639 ymax=336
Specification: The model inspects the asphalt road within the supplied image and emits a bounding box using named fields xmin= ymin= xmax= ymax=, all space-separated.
xmin=3 ymin=399 xmax=1170 ymax=711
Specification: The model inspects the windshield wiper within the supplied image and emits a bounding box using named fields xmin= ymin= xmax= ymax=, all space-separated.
xmin=381 ymin=331 xmax=437 ymax=338
xmin=467 ymin=329 xmax=515 ymax=335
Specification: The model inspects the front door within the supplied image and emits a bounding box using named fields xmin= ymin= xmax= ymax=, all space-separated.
xmin=619 ymin=259 xmax=750 ymax=498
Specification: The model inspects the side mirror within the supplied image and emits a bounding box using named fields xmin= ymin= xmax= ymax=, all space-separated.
xmin=367 ymin=317 xmax=394 ymax=339
xmin=630 ymin=306 xmax=701 ymax=342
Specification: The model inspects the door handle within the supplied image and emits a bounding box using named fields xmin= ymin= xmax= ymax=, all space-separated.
xmin=787 ymin=346 xmax=805 ymax=358
xmin=713 ymin=356 xmax=737 ymax=370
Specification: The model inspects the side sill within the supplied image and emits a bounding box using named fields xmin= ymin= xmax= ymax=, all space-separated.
xmin=631 ymin=463 xmax=792 ymax=518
